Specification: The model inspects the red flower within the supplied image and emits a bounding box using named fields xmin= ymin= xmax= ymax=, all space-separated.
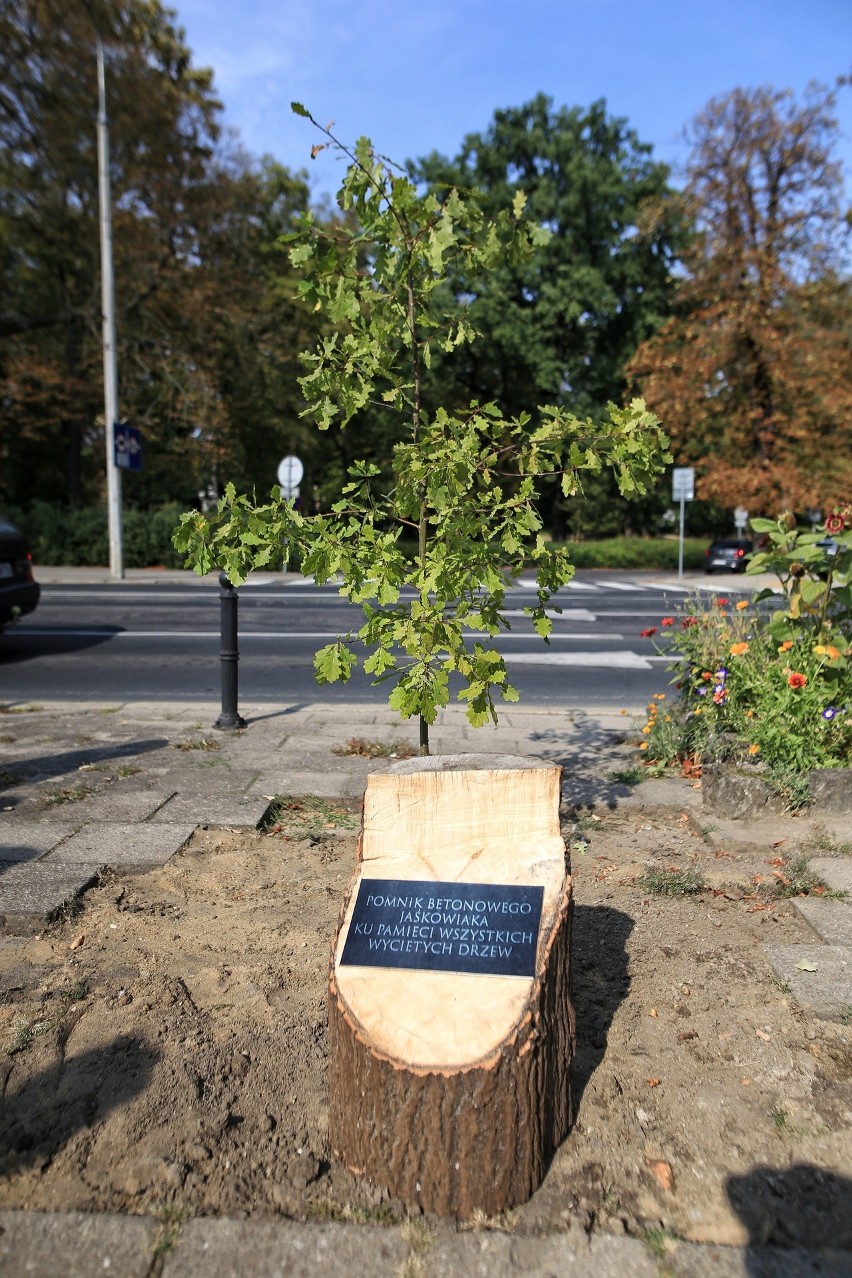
xmin=787 ymin=672 xmax=807 ymax=689
xmin=825 ymin=513 xmax=845 ymax=534
xmin=661 ymin=616 xmax=675 ymax=627
xmin=640 ymin=628 xmax=657 ymax=638
xmin=716 ymin=597 xmax=730 ymax=607
xmin=681 ymin=616 xmax=697 ymax=629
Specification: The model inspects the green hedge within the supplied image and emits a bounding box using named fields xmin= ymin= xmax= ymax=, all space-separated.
xmin=560 ymin=536 xmax=708 ymax=571
xmin=3 ymin=503 xmax=709 ymax=572
xmin=3 ymin=501 xmax=190 ymax=569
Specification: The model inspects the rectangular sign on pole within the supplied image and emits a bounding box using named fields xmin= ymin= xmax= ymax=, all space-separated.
xmin=114 ymin=424 xmax=142 ymax=472
xmin=672 ymin=467 xmax=695 ymax=501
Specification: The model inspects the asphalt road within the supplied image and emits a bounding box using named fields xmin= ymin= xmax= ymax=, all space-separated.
xmin=0 ymin=571 xmax=750 ymax=711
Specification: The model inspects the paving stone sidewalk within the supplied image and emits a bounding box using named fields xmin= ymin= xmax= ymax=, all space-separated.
xmin=1 ymin=695 xmax=849 ymax=1277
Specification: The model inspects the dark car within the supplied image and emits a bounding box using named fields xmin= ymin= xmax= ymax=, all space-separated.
xmin=704 ymin=538 xmax=751 ymax=573
xmin=0 ymin=518 xmax=40 ymax=630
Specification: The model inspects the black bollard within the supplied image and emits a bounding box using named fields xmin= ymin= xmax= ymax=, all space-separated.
xmin=214 ymin=570 xmax=246 ymax=730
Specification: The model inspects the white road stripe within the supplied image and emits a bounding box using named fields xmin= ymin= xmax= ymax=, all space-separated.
xmin=505 ymin=651 xmax=652 ymax=669
xmin=13 ymin=628 xmax=624 ymax=641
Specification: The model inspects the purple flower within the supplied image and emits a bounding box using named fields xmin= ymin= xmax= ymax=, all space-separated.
xmin=822 ymin=706 xmax=839 ymax=721
xmin=714 ymin=684 xmax=726 ymax=696
xmin=715 ymin=668 xmax=728 ymax=681
xmin=696 ymin=686 xmax=708 ymax=696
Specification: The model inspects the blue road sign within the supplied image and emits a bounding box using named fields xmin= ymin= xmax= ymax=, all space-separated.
xmin=114 ymin=424 xmax=142 ymax=472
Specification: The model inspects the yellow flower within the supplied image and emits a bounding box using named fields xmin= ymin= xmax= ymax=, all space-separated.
xmin=642 ymin=726 xmax=651 ymax=734
xmin=639 ymin=742 xmax=649 ymax=750
xmin=814 ymin=644 xmax=841 ymax=660
xmin=693 ymin=707 xmax=703 ymax=716
xmin=654 ymin=693 xmax=666 ymax=701
xmin=748 ymin=743 xmax=760 ymax=755
xmin=735 ymin=600 xmax=749 ymax=610
xmin=730 ymin=642 xmax=750 ymax=656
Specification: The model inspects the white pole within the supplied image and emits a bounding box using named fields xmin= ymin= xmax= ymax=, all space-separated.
xmin=96 ymin=36 xmax=123 ymax=580
xmin=678 ymin=495 xmax=685 ymax=579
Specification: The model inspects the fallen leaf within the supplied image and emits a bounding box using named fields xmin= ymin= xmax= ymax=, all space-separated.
xmin=69 ymin=933 xmax=85 ymax=950
xmin=771 ymin=839 xmax=787 ymax=848
xmin=646 ymin=1077 xmax=662 ymax=1087
xmin=772 ymin=869 xmax=792 ymax=887
xmin=768 ymin=857 xmax=786 ymax=867
xmin=645 ymin=1158 xmax=674 ymax=1192
xmin=755 ymin=1028 xmax=771 ymax=1041
xmin=796 ymin=960 xmax=818 ymax=972
xmin=649 ymin=1008 xmax=659 ymax=1018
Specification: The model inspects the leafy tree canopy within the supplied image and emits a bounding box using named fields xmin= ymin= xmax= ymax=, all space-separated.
xmin=630 ymin=81 xmax=852 ymax=514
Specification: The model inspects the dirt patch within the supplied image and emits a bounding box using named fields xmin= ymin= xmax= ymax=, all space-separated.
xmin=1 ymin=802 xmax=850 ymax=1250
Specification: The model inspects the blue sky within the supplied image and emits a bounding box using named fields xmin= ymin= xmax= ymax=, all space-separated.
xmin=173 ymin=0 xmax=851 ymax=200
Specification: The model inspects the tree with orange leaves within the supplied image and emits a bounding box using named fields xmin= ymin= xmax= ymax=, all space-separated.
xmin=629 ymin=81 xmax=852 ymax=514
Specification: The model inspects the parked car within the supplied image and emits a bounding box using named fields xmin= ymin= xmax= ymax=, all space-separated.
xmin=0 ymin=518 xmax=40 ymax=630
xmin=704 ymin=538 xmax=751 ymax=573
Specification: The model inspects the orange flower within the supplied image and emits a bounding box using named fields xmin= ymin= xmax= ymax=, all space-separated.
xmin=778 ymin=641 xmax=794 ymax=652
xmin=787 ymin=672 xmax=807 ymax=689
xmin=729 ymin=642 xmax=750 ymax=656
xmin=748 ymin=743 xmax=760 ymax=754
xmin=639 ymin=741 xmax=649 ymax=750
xmin=814 ymin=644 xmax=841 ymax=660
xmin=735 ymin=600 xmax=749 ymax=610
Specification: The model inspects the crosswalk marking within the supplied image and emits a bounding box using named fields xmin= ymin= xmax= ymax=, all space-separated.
xmin=505 ymin=650 xmax=652 ymax=669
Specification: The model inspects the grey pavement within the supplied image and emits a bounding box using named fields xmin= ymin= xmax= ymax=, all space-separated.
xmin=1 ymin=565 xmax=850 ymax=1277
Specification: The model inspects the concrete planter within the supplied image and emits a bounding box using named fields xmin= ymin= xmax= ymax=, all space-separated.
xmin=702 ymin=763 xmax=852 ymax=817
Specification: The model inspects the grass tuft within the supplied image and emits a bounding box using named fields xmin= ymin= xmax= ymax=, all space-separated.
xmin=642 ymin=866 xmax=705 ymax=896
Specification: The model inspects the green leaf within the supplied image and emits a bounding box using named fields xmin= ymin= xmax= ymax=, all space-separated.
xmin=291 ymin=101 xmax=310 ymax=117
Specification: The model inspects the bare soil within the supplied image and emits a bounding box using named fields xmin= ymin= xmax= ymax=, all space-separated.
xmin=1 ymin=798 xmax=850 ymax=1250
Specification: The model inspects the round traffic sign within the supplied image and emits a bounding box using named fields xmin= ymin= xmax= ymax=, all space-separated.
xmin=277 ymin=454 xmax=304 ymax=495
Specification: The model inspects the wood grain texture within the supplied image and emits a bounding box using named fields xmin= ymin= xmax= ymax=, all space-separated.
xmin=328 ymin=754 xmax=575 ymax=1217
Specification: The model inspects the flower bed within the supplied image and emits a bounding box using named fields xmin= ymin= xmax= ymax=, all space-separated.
xmin=636 ymin=510 xmax=852 ymax=810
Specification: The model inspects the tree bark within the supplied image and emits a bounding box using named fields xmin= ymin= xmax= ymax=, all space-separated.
xmin=328 ymin=753 xmax=575 ymax=1217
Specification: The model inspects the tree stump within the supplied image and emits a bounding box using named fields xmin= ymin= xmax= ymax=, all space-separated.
xmin=328 ymin=753 xmax=575 ymax=1218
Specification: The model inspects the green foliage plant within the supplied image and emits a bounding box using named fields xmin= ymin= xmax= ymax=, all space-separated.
xmin=174 ymin=107 xmax=669 ymax=752
xmin=638 ymin=512 xmax=852 ymax=797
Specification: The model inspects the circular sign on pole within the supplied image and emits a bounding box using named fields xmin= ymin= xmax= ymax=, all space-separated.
xmin=277 ymin=454 xmax=304 ymax=495
xmin=734 ymin=505 xmax=749 ymax=534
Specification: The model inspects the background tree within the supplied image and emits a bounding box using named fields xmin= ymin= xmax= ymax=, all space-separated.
xmin=0 ymin=0 xmax=315 ymax=514
xmin=629 ymin=81 xmax=852 ymax=513
xmin=411 ymin=94 xmax=689 ymax=536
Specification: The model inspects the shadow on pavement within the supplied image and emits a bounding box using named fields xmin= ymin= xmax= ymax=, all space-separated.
xmin=0 ymin=628 xmax=122 ymax=662
xmin=571 ymin=904 xmax=633 ymax=1115
xmin=528 ymin=723 xmax=635 ymax=811
xmin=726 ymin=1164 xmax=852 ymax=1267
xmin=1 ymin=1036 xmax=159 ymax=1178
xmin=5 ymin=738 xmax=169 ymax=786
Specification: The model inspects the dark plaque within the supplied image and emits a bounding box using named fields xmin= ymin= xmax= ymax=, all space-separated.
xmin=339 ymin=878 xmax=544 ymax=978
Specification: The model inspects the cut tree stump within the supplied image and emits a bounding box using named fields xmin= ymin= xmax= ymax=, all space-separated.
xmin=328 ymin=753 xmax=575 ymax=1218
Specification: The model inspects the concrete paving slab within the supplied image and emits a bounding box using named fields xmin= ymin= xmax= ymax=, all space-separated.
xmin=763 ymin=944 xmax=852 ymax=1020
xmin=0 ymin=862 xmax=98 ymax=929
xmin=669 ymin=1242 xmax=851 ymax=1277
xmin=244 ymin=769 xmax=367 ymax=799
xmin=809 ymin=858 xmax=852 ymax=895
xmin=696 ymin=815 xmax=852 ymax=852
xmin=792 ymin=897 xmax=852 ymax=947
xmin=0 ymin=822 xmax=74 ymax=859
xmin=37 ymin=788 xmax=176 ymax=824
xmin=45 ymin=822 xmax=195 ymax=868
xmin=422 ymin=1229 xmax=660 ymax=1277
xmin=162 ymin=1217 xmax=408 ymax=1278
xmin=148 ymin=794 xmax=272 ymax=827
xmin=0 ymin=1210 xmax=158 ymax=1278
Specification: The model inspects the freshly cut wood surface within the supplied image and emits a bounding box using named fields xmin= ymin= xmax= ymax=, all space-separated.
xmin=328 ymin=754 xmax=575 ymax=1216
xmin=333 ymin=755 xmax=566 ymax=1069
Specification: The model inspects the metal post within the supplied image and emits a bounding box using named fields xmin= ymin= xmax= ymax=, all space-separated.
xmin=214 ymin=572 xmax=246 ymax=730
xmin=677 ymin=495 xmax=686 ymax=579
xmin=96 ymin=35 xmax=123 ymax=580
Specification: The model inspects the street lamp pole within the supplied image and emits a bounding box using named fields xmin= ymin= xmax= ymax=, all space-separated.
xmin=96 ymin=34 xmax=124 ymax=580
